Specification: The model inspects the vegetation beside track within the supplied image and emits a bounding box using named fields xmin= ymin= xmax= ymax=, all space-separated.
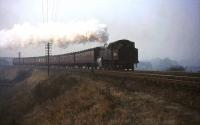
xmin=0 ymin=67 xmax=199 ymax=125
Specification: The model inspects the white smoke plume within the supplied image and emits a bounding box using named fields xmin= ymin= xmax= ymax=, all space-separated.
xmin=0 ymin=19 xmax=109 ymax=49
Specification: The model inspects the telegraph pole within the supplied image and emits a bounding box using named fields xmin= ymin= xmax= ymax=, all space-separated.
xmin=45 ymin=42 xmax=52 ymax=76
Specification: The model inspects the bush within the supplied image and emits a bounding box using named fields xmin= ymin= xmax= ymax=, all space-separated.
xmin=167 ymin=65 xmax=185 ymax=72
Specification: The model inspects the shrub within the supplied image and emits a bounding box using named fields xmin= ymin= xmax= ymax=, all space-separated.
xmin=167 ymin=65 xmax=185 ymax=72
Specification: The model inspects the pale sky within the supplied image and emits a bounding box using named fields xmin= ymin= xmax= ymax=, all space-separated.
xmin=0 ymin=0 xmax=200 ymax=66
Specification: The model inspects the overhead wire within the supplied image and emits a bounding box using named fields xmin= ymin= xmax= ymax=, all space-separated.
xmin=47 ymin=0 xmax=48 ymax=23
xmin=43 ymin=0 xmax=58 ymax=23
xmin=51 ymin=0 xmax=55 ymax=22
xmin=42 ymin=0 xmax=44 ymax=23
xmin=53 ymin=0 xmax=58 ymax=22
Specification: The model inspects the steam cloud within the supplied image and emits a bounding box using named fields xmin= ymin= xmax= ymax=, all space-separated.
xmin=0 ymin=19 xmax=109 ymax=49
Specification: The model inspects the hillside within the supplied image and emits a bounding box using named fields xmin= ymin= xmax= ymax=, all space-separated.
xmin=0 ymin=67 xmax=200 ymax=125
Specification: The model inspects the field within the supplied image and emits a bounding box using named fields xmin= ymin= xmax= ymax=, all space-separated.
xmin=0 ymin=66 xmax=200 ymax=125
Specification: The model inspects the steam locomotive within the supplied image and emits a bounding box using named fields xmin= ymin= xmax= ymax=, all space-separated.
xmin=13 ymin=39 xmax=139 ymax=70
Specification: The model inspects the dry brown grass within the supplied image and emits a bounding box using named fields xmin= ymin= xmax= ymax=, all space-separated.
xmin=0 ymin=68 xmax=200 ymax=125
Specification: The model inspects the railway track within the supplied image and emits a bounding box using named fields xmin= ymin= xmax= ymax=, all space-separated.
xmin=34 ymin=66 xmax=200 ymax=87
xmin=131 ymin=71 xmax=200 ymax=82
xmin=1 ymin=66 xmax=200 ymax=88
xmin=93 ymin=70 xmax=200 ymax=88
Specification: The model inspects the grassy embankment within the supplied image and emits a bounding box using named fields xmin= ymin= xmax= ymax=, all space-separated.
xmin=0 ymin=67 xmax=199 ymax=125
